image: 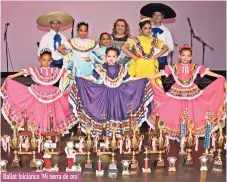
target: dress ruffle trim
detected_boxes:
[70,39,97,52]
[29,67,63,85]
[68,80,154,137]
[1,83,76,135]
[149,100,226,141]
[28,87,63,104]
[167,64,201,88]
[94,65,129,88]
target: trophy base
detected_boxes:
[30,160,37,168]
[212,160,223,172]
[142,168,151,173]
[155,160,165,168]
[168,167,176,172]
[75,152,86,155]
[66,167,82,172]
[96,170,104,176]
[36,170,43,172]
[11,160,20,168]
[130,162,139,174]
[43,167,59,172]
[83,163,93,174]
[18,151,32,155]
[108,163,118,178]
[98,151,111,155]
[122,170,130,175]
[184,159,194,166]
[48,151,59,155]
[202,152,214,157]
[200,166,208,171]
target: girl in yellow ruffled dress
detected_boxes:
[122,18,169,87]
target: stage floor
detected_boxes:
[1,114,226,182]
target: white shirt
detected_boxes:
[152,24,174,57]
[37,29,67,60]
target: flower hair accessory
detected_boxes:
[39,48,52,56]
[179,44,192,53]
[106,46,121,56]
[77,21,88,26]
[107,45,121,53]
[140,17,151,23]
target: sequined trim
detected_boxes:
[132,36,158,59]
[70,39,97,52]
[95,65,128,87]
[29,67,63,85]
[28,85,63,103]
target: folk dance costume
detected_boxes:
[1,67,76,135]
[37,12,73,68]
[60,38,99,90]
[126,35,164,88]
[150,63,226,140]
[140,3,176,70]
[69,64,154,136]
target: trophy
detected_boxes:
[167,157,177,172]
[29,122,37,168]
[17,108,34,155]
[130,120,144,173]
[184,120,195,166]
[65,141,77,171]
[213,120,225,172]
[0,159,8,172]
[83,122,93,173]
[43,144,59,172]
[155,120,166,168]
[10,121,20,167]
[74,136,85,154]
[43,108,61,155]
[1,135,10,154]
[36,159,44,172]
[96,149,104,176]
[199,156,208,171]
[74,164,82,172]
[108,122,118,178]
[179,109,188,155]
[142,145,151,173]
[121,160,130,175]
[203,110,214,156]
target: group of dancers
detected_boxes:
[1,3,226,142]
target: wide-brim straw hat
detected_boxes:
[37,12,74,27]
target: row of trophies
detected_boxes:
[0,107,226,176]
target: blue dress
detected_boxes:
[60,38,99,90]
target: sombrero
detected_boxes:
[37,12,74,27]
[140,3,176,19]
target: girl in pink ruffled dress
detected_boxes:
[1,48,75,135]
[149,44,226,140]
